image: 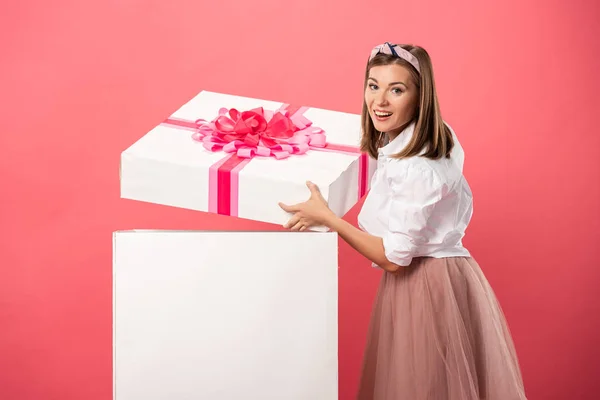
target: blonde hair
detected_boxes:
[359,44,454,160]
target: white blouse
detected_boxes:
[357,122,473,267]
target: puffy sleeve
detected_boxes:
[381,163,445,267]
[446,122,464,172]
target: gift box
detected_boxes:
[120,91,376,230]
[113,230,338,400]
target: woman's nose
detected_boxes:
[375,92,389,106]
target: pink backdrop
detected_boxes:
[1,1,599,399]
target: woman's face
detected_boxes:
[364,63,419,138]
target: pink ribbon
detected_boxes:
[190,105,327,160]
[161,104,369,217]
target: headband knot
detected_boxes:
[369,42,420,73]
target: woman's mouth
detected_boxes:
[373,110,393,121]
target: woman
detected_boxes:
[279,42,527,399]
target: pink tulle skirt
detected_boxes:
[357,256,527,400]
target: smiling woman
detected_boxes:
[280,42,528,400]
[361,43,454,161]
[365,72,416,134]
[364,67,418,139]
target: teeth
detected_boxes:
[375,111,392,117]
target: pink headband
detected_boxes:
[369,42,420,73]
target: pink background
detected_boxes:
[1,1,599,399]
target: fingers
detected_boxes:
[290,220,306,232]
[286,216,309,232]
[278,202,301,213]
[283,212,311,232]
[306,181,320,196]
[283,214,301,229]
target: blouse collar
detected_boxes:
[378,121,416,157]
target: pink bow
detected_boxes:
[191,107,327,159]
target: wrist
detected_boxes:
[322,210,339,229]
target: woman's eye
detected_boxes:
[369,84,378,90]
[391,88,404,94]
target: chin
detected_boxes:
[373,124,387,133]
[372,120,396,133]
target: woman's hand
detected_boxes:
[280,181,402,273]
[278,181,335,231]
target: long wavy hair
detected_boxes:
[359,44,454,160]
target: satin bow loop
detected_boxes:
[192,106,327,159]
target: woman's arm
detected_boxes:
[279,181,400,273]
[324,215,400,273]
[281,165,445,271]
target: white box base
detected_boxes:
[113,230,338,400]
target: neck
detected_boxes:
[386,120,412,142]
